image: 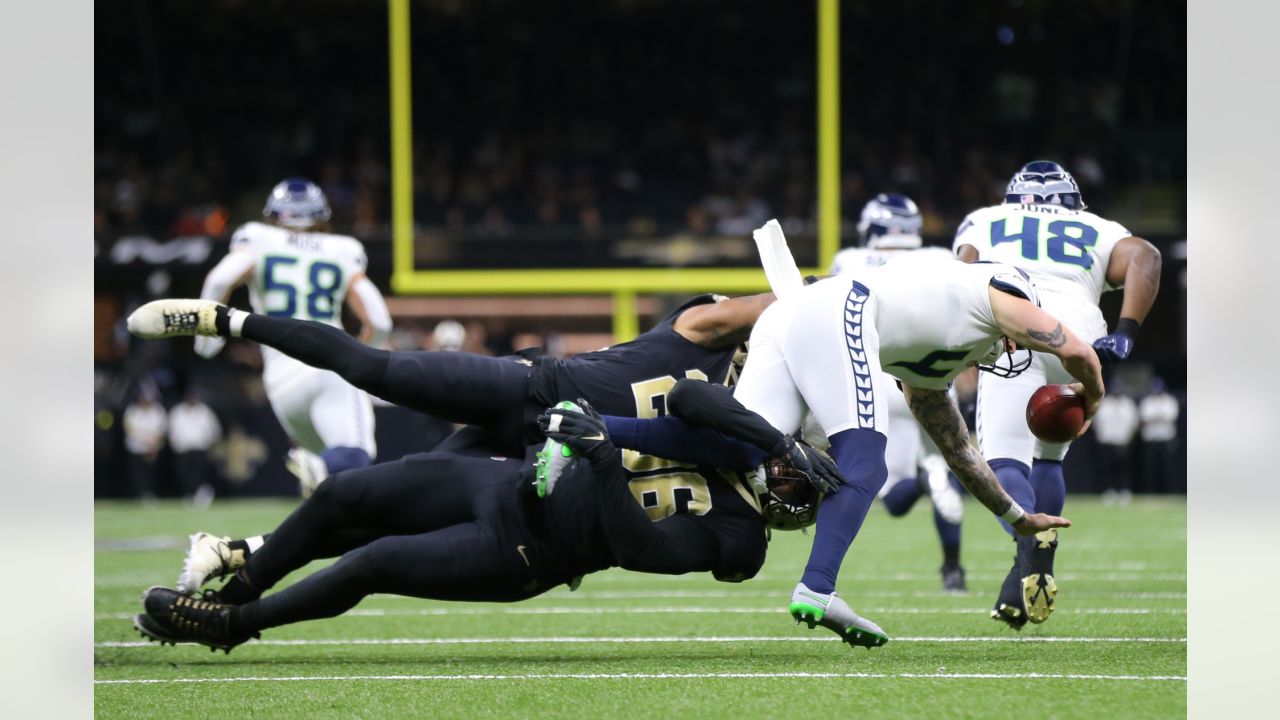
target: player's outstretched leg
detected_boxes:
[789,582,889,649]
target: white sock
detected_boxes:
[228,308,249,337]
[245,535,265,554]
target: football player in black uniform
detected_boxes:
[132,401,873,653]
[128,293,773,460]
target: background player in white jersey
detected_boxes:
[668,255,1102,646]
[195,178,392,495]
[953,161,1162,629]
[830,193,968,592]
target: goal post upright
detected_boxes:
[388,0,839,342]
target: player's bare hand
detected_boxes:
[1067,382,1102,421]
[1012,512,1072,536]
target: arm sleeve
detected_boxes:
[603,415,767,471]
[666,378,786,453]
[586,449,721,575]
[350,276,392,346]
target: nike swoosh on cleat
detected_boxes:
[516,545,531,567]
[581,434,605,441]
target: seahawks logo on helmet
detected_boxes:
[263,177,332,229]
[1004,160,1086,210]
[857,192,923,250]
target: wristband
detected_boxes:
[1000,501,1025,525]
[1114,317,1141,339]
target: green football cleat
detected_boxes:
[789,582,889,649]
[533,401,581,498]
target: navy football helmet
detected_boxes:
[1004,161,1086,210]
[263,178,332,229]
[857,192,923,249]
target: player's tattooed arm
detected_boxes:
[673,292,776,348]
[903,385,1014,517]
[988,290,1104,417]
[1026,322,1067,349]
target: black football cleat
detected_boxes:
[940,563,967,593]
[133,612,180,646]
[141,586,258,654]
[990,562,1028,631]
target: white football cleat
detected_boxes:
[127,299,221,339]
[287,448,329,498]
[922,454,963,525]
[788,582,889,649]
[177,532,246,594]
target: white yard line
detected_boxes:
[95,670,1186,685]
[96,605,1186,621]
[96,635,1187,648]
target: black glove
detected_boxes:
[769,435,844,494]
[536,398,615,464]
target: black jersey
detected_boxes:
[528,294,740,419]
[523,448,766,584]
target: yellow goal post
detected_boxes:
[387,0,841,341]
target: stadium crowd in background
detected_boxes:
[93,0,1186,499]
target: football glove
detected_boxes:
[537,398,614,465]
[1092,318,1140,365]
[769,435,844,495]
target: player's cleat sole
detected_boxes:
[177,532,245,595]
[1023,572,1058,624]
[141,586,259,654]
[127,299,221,339]
[1019,528,1060,624]
[133,612,180,646]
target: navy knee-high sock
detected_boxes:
[799,429,888,594]
[1030,459,1065,516]
[990,458,1033,537]
[323,447,372,475]
[881,477,922,517]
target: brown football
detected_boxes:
[1026,384,1086,443]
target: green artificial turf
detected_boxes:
[94,496,1186,719]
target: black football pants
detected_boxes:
[239,314,534,455]
[233,453,550,633]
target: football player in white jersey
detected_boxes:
[830,193,968,592]
[196,178,392,496]
[668,253,1103,647]
[953,161,1161,629]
